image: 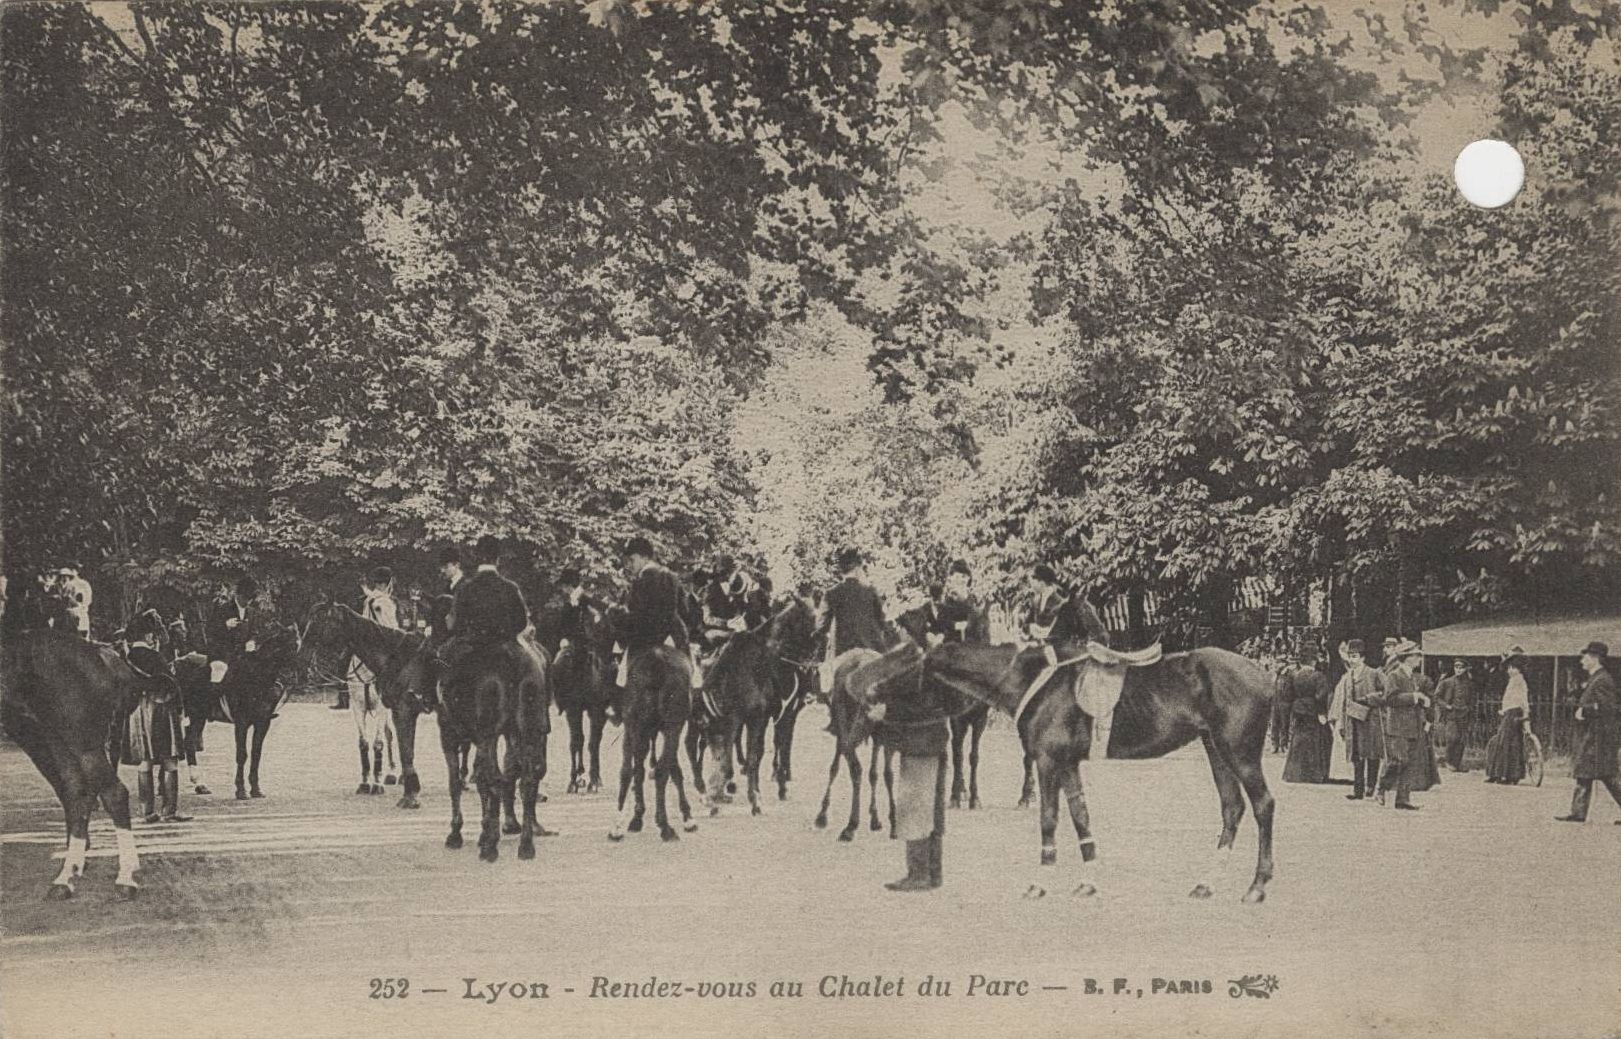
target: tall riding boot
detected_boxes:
[138,770,159,824]
[927,833,943,889]
[1557,781,1592,822]
[160,770,193,822]
[884,840,932,892]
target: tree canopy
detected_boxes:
[3,0,1615,634]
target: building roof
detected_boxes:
[1421,613,1621,657]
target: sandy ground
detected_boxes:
[2,701,1618,1039]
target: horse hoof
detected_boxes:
[969,798,982,810]
[397,797,420,810]
[683,821,698,833]
[194,785,212,796]
[1071,883,1098,898]
[518,842,536,861]
[369,785,385,796]
[1040,849,1056,866]
[949,797,962,809]
[445,833,463,850]
[751,805,762,817]
[235,789,249,801]
[1022,885,1045,900]
[356,784,370,795]
[479,846,499,863]
[250,788,265,799]
[586,781,601,794]
[627,817,643,833]
[870,818,882,832]
[538,792,548,803]
[814,815,828,829]
[1242,887,1266,905]
[384,774,397,786]
[1016,798,1030,809]
[503,821,522,835]
[608,830,625,842]
[116,883,141,901]
[838,829,854,843]
[45,883,73,902]
[1189,884,1214,899]
[661,829,679,842]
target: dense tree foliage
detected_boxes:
[2,1,1615,635]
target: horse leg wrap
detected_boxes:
[53,835,87,889]
[114,828,141,887]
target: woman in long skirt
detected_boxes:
[1281,661,1334,783]
[1485,653,1530,785]
[1404,670,1443,792]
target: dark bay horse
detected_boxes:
[692,597,819,815]
[602,607,697,842]
[218,627,301,801]
[426,629,553,863]
[814,648,898,842]
[303,603,433,808]
[533,604,611,794]
[923,641,1278,903]
[0,628,143,900]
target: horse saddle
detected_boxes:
[845,642,923,705]
[1073,641,1160,715]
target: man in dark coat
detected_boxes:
[936,559,990,646]
[1368,640,1429,810]
[206,575,262,687]
[815,548,895,658]
[702,555,772,635]
[1434,658,1476,772]
[618,536,691,688]
[552,568,606,651]
[427,546,465,641]
[1556,641,1621,824]
[446,536,530,649]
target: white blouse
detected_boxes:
[1500,672,1529,715]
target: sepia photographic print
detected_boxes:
[1,2,1618,1037]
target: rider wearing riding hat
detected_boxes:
[1027,563,1111,660]
[703,555,772,636]
[206,575,262,687]
[815,547,894,658]
[553,568,607,650]
[443,535,531,663]
[935,559,989,646]
[618,536,691,688]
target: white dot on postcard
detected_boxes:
[1453,140,1524,209]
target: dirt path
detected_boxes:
[3,703,1617,1039]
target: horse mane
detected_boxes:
[332,601,422,652]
